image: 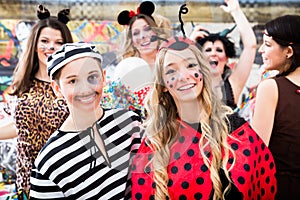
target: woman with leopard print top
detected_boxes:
[0,5,73,199]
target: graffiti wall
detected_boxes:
[0,19,125,103]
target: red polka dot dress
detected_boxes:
[131,121,277,200]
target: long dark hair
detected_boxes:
[265,15,300,76]
[11,14,73,95]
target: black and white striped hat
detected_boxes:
[47,42,103,79]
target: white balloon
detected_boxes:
[114,57,153,92]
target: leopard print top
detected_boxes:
[14,78,69,194]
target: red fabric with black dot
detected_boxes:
[134,86,151,106]
[131,121,277,200]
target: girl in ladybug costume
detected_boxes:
[130,36,277,200]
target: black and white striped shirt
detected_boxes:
[30,108,143,200]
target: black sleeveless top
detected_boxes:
[270,76,300,199]
[222,66,237,109]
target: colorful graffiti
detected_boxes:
[0,19,124,102]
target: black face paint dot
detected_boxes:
[170,84,173,88]
[194,73,199,78]
[171,77,175,81]
[167,81,169,84]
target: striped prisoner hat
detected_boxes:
[47,42,103,79]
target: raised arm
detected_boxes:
[223,0,257,104]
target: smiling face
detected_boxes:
[202,40,228,76]
[52,57,105,115]
[131,18,158,57]
[259,31,290,72]
[162,48,204,104]
[36,27,64,69]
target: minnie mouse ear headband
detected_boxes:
[47,42,103,79]
[37,4,70,24]
[117,1,155,25]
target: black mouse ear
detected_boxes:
[117,10,132,25]
[139,1,155,16]
[37,4,50,20]
[58,8,70,24]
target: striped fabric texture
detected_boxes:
[30,108,143,200]
[47,42,103,79]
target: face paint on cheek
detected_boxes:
[198,70,203,81]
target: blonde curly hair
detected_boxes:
[144,44,235,200]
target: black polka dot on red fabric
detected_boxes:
[238,130,245,136]
[231,143,238,150]
[257,194,261,200]
[255,146,258,154]
[238,176,245,184]
[138,178,145,185]
[254,160,257,168]
[251,174,254,182]
[228,157,234,164]
[194,192,203,200]
[261,143,265,151]
[265,153,270,161]
[244,163,250,172]
[144,166,151,174]
[192,137,199,144]
[249,135,254,143]
[256,170,259,178]
[243,149,250,156]
[270,162,274,169]
[252,183,256,191]
[152,182,156,188]
[200,164,208,172]
[271,185,275,193]
[261,167,265,175]
[266,176,270,184]
[132,164,136,171]
[168,179,173,187]
[148,154,153,161]
[135,192,142,200]
[179,195,187,200]
[149,195,154,200]
[187,149,194,157]
[258,155,262,163]
[196,177,204,185]
[261,188,265,196]
[204,151,211,158]
[181,181,189,189]
[171,166,178,174]
[248,189,251,198]
[179,136,185,143]
[257,180,261,188]
[184,163,192,171]
[174,152,180,160]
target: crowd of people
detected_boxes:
[0,0,299,199]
